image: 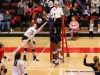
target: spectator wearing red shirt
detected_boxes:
[65,0,72,9]
[31,0,42,23]
[0,43,8,75]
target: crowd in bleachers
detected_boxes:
[0,0,100,33]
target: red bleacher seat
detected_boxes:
[2,3,9,9]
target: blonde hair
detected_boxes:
[90,19,94,24]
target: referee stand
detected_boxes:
[50,23,70,63]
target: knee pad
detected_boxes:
[57,48,62,52]
[3,69,7,73]
[24,48,28,51]
[32,49,35,52]
[53,50,58,54]
[24,73,28,75]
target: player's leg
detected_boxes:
[1,64,7,75]
[0,62,3,75]
[51,43,59,67]
[22,40,28,61]
[27,41,39,61]
[57,41,64,62]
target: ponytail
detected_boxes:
[14,52,21,66]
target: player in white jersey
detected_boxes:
[22,24,39,61]
[12,52,27,75]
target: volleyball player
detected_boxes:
[0,43,8,75]
[50,1,64,63]
[84,54,100,75]
[42,12,61,67]
[22,24,39,61]
[12,52,28,75]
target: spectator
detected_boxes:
[84,54,100,75]
[44,3,51,14]
[69,16,79,39]
[46,0,54,8]
[20,12,29,31]
[70,2,82,17]
[28,0,34,9]
[24,5,32,21]
[31,0,42,23]
[2,11,12,33]
[91,0,100,7]
[89,20,94,39]
[5,0,12,4]
[63,5,70,16]
[63,5,70,26]
[55,0,64,7]
[91,4,99,16]
[40,0,46,9]
[0,13,3,32]
[17,5,24,16]
[98,16,100,32]
[82,0,91,10]
[65,0,72,9]
[82,5,91,17]
[17,0,26,8]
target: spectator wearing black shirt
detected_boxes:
[44,3,51,14]
[17,5,24,16]
[20,12,29,31]
[70,2,82,16]
[28,0,34,9]
[40,0,45,9]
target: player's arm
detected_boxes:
[84,54,94,67]
[20,61,28,75]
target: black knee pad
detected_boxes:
[32,49,35,52]
[24,73,28,75]
[3,69,7,73]
[24,48,28,51]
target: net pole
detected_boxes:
[62,23,65,60]
[62,23,70,57]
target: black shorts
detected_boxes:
[22,35,31,42]
[0,60,1,63]
[50,38,58,44]
[56,35,61,42]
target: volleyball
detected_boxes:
[98,29,100,33]
[37,18,42,24]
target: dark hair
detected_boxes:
[94,56,99,63]
[0,42,3,48]
[14,52,21,66]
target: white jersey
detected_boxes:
[12,60,25,75]
[50,7,64,18]
[24,27,37,38]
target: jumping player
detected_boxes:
[22,24,39,61]
[50,1,64,63]
[42,12,60,67]
[0,43,8,75]
[12,52,27,75]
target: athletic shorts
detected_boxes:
[50,38,58,44]
[56,35,61,42]
[98,22,100,24]
[22,35,31,42]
